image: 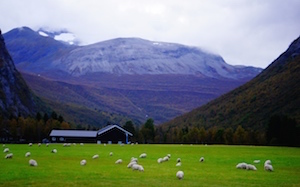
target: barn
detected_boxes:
[49,124,133,144]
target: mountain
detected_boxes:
[3,27,262,126]
[161,36,300,131]
[4,27,262,79]
[0,30,46,118]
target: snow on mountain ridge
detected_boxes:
[52,37,261,79]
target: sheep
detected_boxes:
[162,156,169,162]
[115,159,123,164]
[253,160,260,164]
[236,162,248,169]
[80,143,84,146]
[3,144,5,147]
[246,164,257,171]
[176,162,182,167]
[25,152,31,157]
[28,143,32,146]
[132,164,144,172]
[80,159,87,166]
[157,158,163,164]
[46,143,49,147]
[264,164,274,172]
[92,154,99,159]
[109,152,113,156]
[127,161,137,168]
[167,154,171,159]
[3,148,9,153]
[139,153,147,158]
[38,143,41,147]
[51,149,57,153]
[177,158,181,163]
[29,159,38,166]
[264,160,271,166]
[199,157,205,162]
[5,153,13,159]
[176,171,184,180]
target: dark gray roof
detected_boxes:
[98,125,133,136]
[49,130,98,137]
[49,125,133,138]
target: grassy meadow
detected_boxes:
[1,144,300,187]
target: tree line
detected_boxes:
[1,112,299,146]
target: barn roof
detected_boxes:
[98,125,133,136]
[49,130,98,137]
[49,125,133,137]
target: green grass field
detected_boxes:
[1,144,300,187]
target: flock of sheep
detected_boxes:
[3,143,274,181]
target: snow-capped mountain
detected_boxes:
[37,28,79,45]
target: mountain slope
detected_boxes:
[0,30,47,118]
[4,27,262,80]
[161,36,300,131]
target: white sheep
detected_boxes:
[177,158,181,163]
[253,160,260,164]
[162,156,169,162]
[264,160,271,166]
[264,164,274,172]
[127,161,137,168]
[246,164,257,171]
[28,143,32,146]
[109,152,113,156]
[51,149,57,153]
[46,143,49,147]
[157,158,163,164]
[38,143,41,147]
[176,171,184,180]
[139,153,147,158]
[3,148,9,153]
[25,152,31,157]
[132,164,144,172]
[115,159,123,164]
[92,154,99,159]
[80,159,87,166]
[80,143,84,146]
[167,154,171,158]
[5,153,13,159]
[29,159,38,166]
[199,157,205,162]
[176,162,182,167]
[236,162,247,169]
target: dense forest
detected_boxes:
[1,113,299,146]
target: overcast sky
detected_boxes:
[1,0,299,68]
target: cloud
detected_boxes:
[1,0,299,68]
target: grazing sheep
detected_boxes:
[139,153,147,158]
[264,164,274,172]
[3,148,9,153]
[51,149,57,153]
[157,158,163,164]
[127,161,137,168]
[253,160,260,164]
[132,164,144,172]
[162,156,169,162]
[5,153,13,159]
[264,160,271,166]
[104,143,106,146]
[115,159,123,164]
[25,152,31,157]
[109,152,113,156]
[246,164,257,171]
[29,159,38,166]
[92,154,99,159]
[46,143,49,147]
[176,162,182,167]
[167,154,171,158]
[80,143,84,146]
[38,143,41,147]
[199,157,205,162]
[236,162,248,169]
[28,143,32,146]
[177,158,181,163]
[80,159,87,166]
[176,171,184,180]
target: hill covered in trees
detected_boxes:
[159,36,300,146]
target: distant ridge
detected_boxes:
[161,36,300,131]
